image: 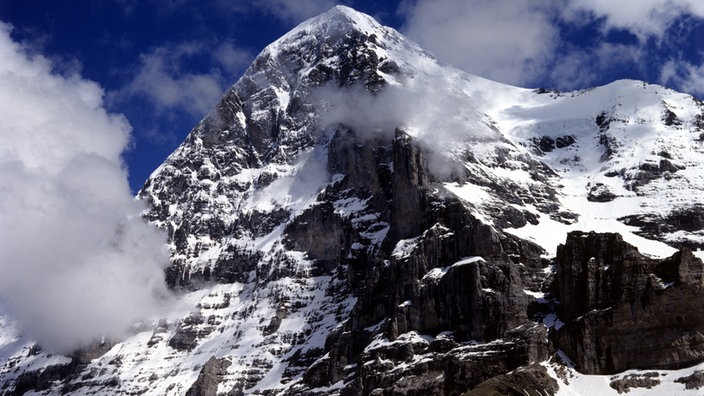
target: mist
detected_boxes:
[313,73,499,145]
[0,22,172,353]
[312,73,500,179]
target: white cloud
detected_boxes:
[548,42,641,90]
[564,0,704,40]
[117,43,227,116]
[315,77,497,142]
[0,22,172,353]
[560,1,704,96]
[313,73,500,178]
[400,0,559,87]
[398,0,704,97]
[680,63,704,96]
[257,0,338,22]
[659,59,682,89]
[660,59,704,97]
[214,42,253,71]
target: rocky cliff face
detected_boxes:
[292,129,551,394]
[554,231,704,375]
[3,5,704,396]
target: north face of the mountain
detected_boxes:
[3,5,704,396]
[138,4,704,392]
[139,4,564,288]
[134,5,553,394]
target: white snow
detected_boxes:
[333,196,369,218]
[444,182,492,207]
[547,360,704,395]
[695,250,704,261]
[523,289,545,299]
[441,78,704,258]
[422,257,485,282]
[364,331,431,354]
[392,236,420,259]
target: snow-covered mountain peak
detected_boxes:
[141,1,704,303]
[281,5,382,38]
[5,6,704,396]
[251,4,443,97]
[264,5,395,62]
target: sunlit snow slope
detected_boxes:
[471,79,704,258]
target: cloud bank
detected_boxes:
[312,73,499,180]
[401,0,559,87]
[0,22,171,353]
[115,42,246,117]
[314,76,497,144]
[256,0,338,22]
[564,0,704,39]
[400,0,704,96]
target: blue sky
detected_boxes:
[2,0,704,192]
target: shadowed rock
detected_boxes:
[554,231,704,374]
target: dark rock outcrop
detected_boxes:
[283,126,551,395]
[554,231,704,374]
[186,356,232,396]
[609,372,661,393]
[530,135,576,155]
[7,362,75,396]
[663,107,681,126]
[587,183,617,202]
[169,312,212,351]
[333,325,550,396]
[284,201,349,265]
[623,159,685,192]
[4,340,117,396]
[463,363,559,396]
[620,204,704,250]
[390,131,431,241]
[676,370,704,390]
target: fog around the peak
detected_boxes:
[314,75,497,140]
[311,74,498,179]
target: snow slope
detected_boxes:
[453,77,704,258]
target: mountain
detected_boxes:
[3,5,704,395]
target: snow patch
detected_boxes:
[422,257,485,282]
[392,236,420,259]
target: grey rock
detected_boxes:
[587,183,617,202]
[186,356,232,396]
[663,107,681,126]
[284,202,349,265]
[675,370,704,390]
[169,312,212,351]
[554,231,704,374]
[609,372,661,393]
[463,363,559,396]
[619,204,704,250]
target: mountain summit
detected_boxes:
[3,6,704,395]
